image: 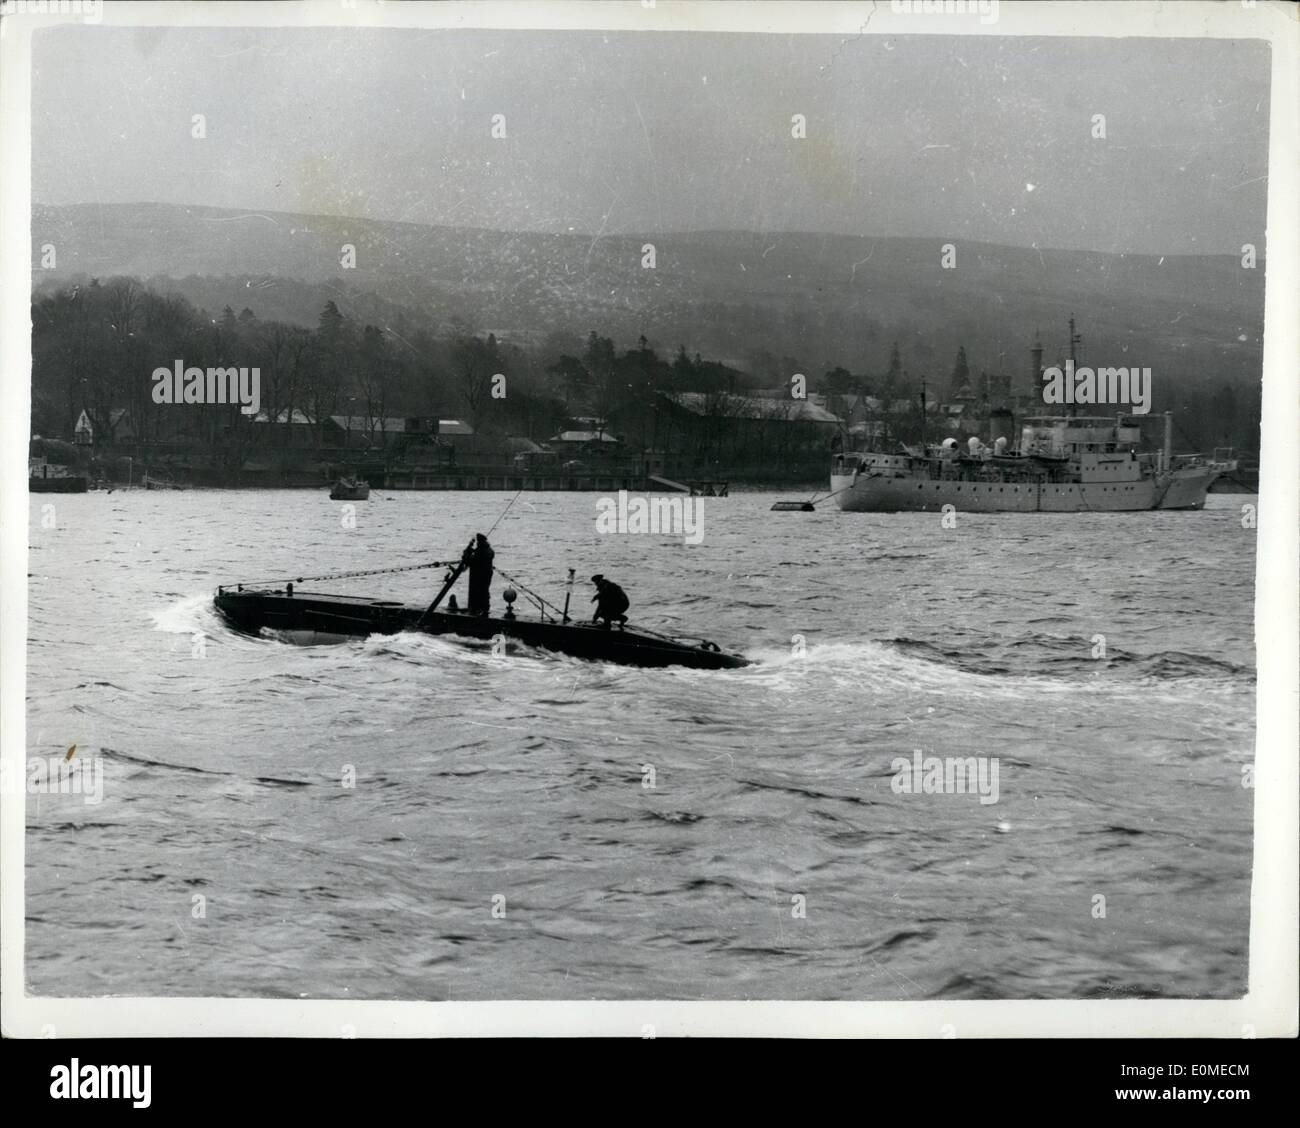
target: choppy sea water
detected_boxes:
[24,489,1256,1000]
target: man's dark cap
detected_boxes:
[591,574,604,583]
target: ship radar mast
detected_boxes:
[1068,316,1082,419]
[919,370,926,453]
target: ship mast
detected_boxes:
[919,371,926,453]
[1067,315,1081,419]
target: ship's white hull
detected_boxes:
[830,467,1223,513]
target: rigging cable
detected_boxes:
[493,566,567,623]
[484,484,525,538]
[225,558,456,590]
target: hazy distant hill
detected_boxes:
[33,202,1264,393]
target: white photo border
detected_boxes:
[2,0,1295,1039]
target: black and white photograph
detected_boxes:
[2,0,1295,1044]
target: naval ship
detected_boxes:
[831,414,1233,513]
[830,326,1236,513]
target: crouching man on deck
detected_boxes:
[590,574,629,629]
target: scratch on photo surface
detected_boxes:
[585,190,621,271]
[629,93,663,233]
[200,214,281,226]
[823,2,879,72]
[850,245,875,283]
[869,951,924,999]
[464,720,530,733]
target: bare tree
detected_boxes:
[357,325,391,446]
[451,333,498,434]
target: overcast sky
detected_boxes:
[32,26,1270,254]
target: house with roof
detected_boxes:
[250,408,321,448]
[659,391,841,427]
[326,415,440,448]
[74,408,139,446]
[653,391,843,462]
[549,427,621,454]
[248,411,445,449]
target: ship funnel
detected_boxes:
[989,406,1014,445]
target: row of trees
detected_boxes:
[31,280,570,458]
[31,278,815,461]
[31,278,1258,469]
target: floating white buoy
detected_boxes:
[996,821,1011,833]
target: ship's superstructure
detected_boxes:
[830,324,1235,513]
[831,413,1233,512]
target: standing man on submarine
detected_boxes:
[462,533,495,616]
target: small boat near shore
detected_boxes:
[142,471,187,491]
[329,477,370,500]
[29,471,88,493]
[28,455,89,492]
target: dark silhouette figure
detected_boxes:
[463,533,495,616]
[590,574,629,629]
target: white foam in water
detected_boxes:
[149,592,216,634]
[743,638,1100,700]
[266,629,357,647]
